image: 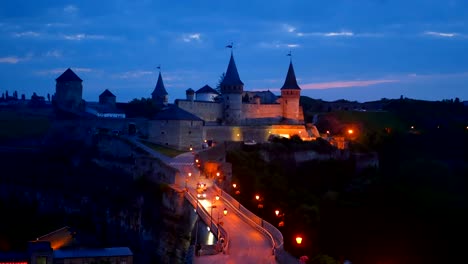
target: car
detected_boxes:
[196,182,207,191]
[197,192,207,199]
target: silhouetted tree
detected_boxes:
[5,90,8,98]
[215,72,225,93]
[21,94,25,100]
[13,91,18,99]
[47,93,50,101]
[454,97,460,104]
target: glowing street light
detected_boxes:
[215,195,220,201]
[255,195,260,200]
[216,172,220,177]
[347,129,354,135]
[188,172,192,177]
[295,236,303,245]
[223,208,228,216]
[275,210,280,217]
[232,183,237,188]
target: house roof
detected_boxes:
[151,72,168,96]
[56,68,83,82]
[221,53,244,86]
[280,61,301,90]
[153,104,203,121]
[99,89,116,98]
[196,85,219,94]
[54,247,133,259]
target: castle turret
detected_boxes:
[280,60,301,123]
[186,88,195,101]
[151,71,168,107]
[99,89,116,107]
[55,68,83,110]
[221,52,244,124]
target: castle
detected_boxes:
[147,52,316,150]
[54,52,318,150]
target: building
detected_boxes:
[147,104,204,149]
[143,52,313,150]
[86,89,126,118]
[54,68,83,110]
[175,52,304,126]
[151,71,168,107]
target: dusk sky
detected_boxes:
[1,0,467,103]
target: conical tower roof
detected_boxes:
[56,68,82,82]
[151,72,168,96]
[221,53,244,86]
[281,61,301,90]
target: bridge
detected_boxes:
[130,138,299,263]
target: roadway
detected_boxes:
[171,152,277,264]
[127,139,277,263]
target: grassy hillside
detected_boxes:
[0,110,51,142]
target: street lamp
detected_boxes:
[295,236,303,245]
[232,183,237,188]
[216,172,220,177]
[255,195,260,201]
[275,210,280,217]
[215,195,220,201]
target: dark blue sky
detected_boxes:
[1,0,467,103]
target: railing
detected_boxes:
[184,191,229,254]
[213,184,300,264]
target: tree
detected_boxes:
[215,72,225,93]
[13,91,18,99]
[21,94,25,100]
[47,93,50,102]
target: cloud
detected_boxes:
[13,31,41,38]
[301,79,399,90]
[282,24,296,33]
[45,50,62,58]
[182,33,201,42]
[258,41,301,49]
[64,5,79,13]
[114,70,154,79]
[62,34,108,40]
[424,31,457,37]
[35,67,93,76]
[324,31,354,37]
[0,56,21,64]
[297,31,355,37]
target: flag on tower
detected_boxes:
[226,43,233,49]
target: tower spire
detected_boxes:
[281,58,301,90]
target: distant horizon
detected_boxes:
[1,1,467,103]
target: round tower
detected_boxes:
[186,88,195,101]
[280,60,301,124]
[221,52,244,125]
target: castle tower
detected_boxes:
[55,68,83,110]
[151,71,168,107]
[280,60,301,124]
[221,52,244,125]
[186,88,195,102]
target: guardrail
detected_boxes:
[184,191,229,254]
[213,184,300,264]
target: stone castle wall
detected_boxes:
[147,119,204,150]
[203,124,309,143]
[176,100,223,122]
[242,103,282,124]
